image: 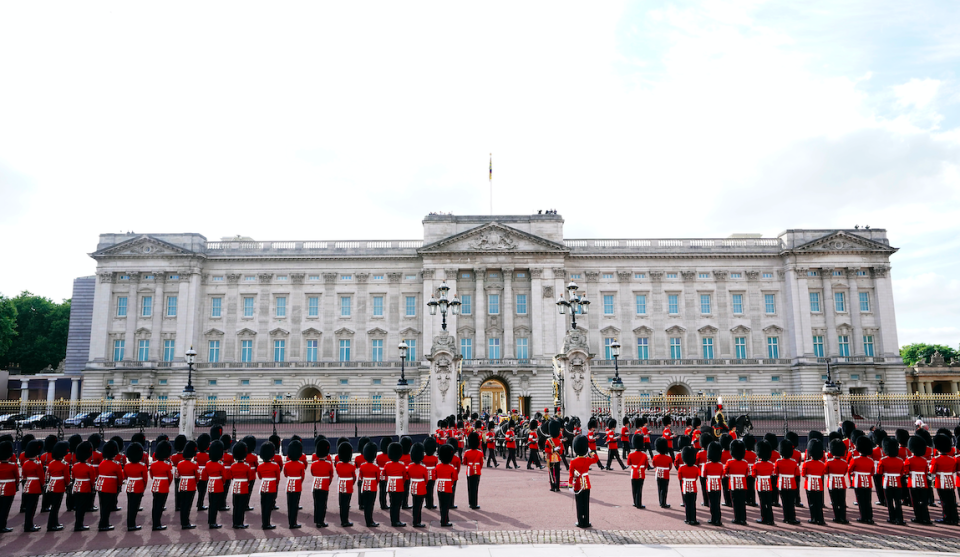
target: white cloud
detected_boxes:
[894,78,942,109]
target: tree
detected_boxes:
[0,293,17,358]
[0,291,71,374]
[900,343,959,366]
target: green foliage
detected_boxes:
[0,294,17,357]
[0,291,71,374]
[900,343,959,366]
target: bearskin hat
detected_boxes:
[110,435,124,453]
[632,434,644,450]
[174,434,187,453]
[126,442,144,464]
[730,439,746,461]
[21,434,35,449]
[807,438,824,461]
[606,418,617,430]
[529,419,539,430]
[269,434,282,453]
[742,433,756,452]
[655,437,668,455]
[549,419,562,439]
[68,433,83,454]
[242,435,256,455]
[52,440,70,461]
[447,437,458,449]
[719,433,732,451]
[233,440,248,462]
[778,440,794,459]
[154,440,173,462]
[358,442,373,464]
[881,437,898,459]
[210,425,223,440]
[0,434,14,445]
[693,417,702,428]
[209,440,224,463]
[401,436,413,455]
[314,438,330,460]
[43,434,58,454]
[934,434,952,455]
[587,417,598,430]
[917,428,932,446]
[88,433,102,450]
[854,435,873,457]
[423,436,437,456]
[635,416,647,427]
[681,445,697,467]
[25,439,43,459]
[410,442,424,464]
[676,435,690,452]
[260,439,276,462]
[220,434,232,448]
[131,432,146,446]
[707,441,722,463]
[573,434,589,457]
[337,441,353,464]
[379,436,392,454]
[937,427,952,439]
[895,429,910,448]
[828,431,841,442]
[336,437,350,452]
[829,439,846,459]
[278,438,297,463]
[456,420,464,429]
[841,420,856,438]
[387,442,402,462]
[763,432,778,449]
[662,415,672,427]
[0,440,12,462]
[183,440,198,461]
[468,432,481,450]
[75,440,93,463]
[357,436,370,454]
[438,443,455,465]
[699,432,714,449]
[808,430,823,443]
[102,440,119,460]
[197,433,211,453]
[785,431,799,448]
[908,435,926,457]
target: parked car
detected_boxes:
[114,412,151,427]
[64,412,101,428]
[92,411,124,427]
[0,414,27,429]
[160,413,180,427]
[17,414,63,430]
[195,410,227,427]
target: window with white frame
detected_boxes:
[275,296,287,318]
[666,273,677,279]
[735,336,746,359]
[699,273,709,279]
[372,275,384,280]
[306,339,318,362]
[670,338,682,359]
[764,294,776,314]
[211,297,221,318]
[857,270,868,276]
[243,297,254,318]
[636,294,647,314]
[813,335,824,358]
[602,273,614,279]
[603,294,614,315]
[274,340,285,362]
[859,292,870,312]
[403,339,417,361]
[700,294,711,314]
[863,335,874,357]
[460,294,472,315]
[834,292,846,312]
[461,273,471,279]
[668,294,679,314]
[245,276,255,281]
[460,338,472,359]
[277,275,287,281]
[516,272,526,278]
[339,339,351,361]
[138,339,150,361]
[142,296,152,317]
[702,337,714,358]
[341,275,352,281]
[309,275,320,281]
[732,293,743,314]
[570,274,582,279]
[488,338,501,359]
[208,340,220,363]
[117,296,127,317]
[604,338,616,359]
[730,273,742,279]
[809,292,821,312]
[807,270,819,276]
[705,376,716,383]
[241,340,253,362]
[635,273,645,279]
[405,296,417,316]
[837,334,849,355]
[766,337,779,359]
[637,338,649,360]
[372,296,384,317]
[488,294,500,314]
[163,339,175,362]
[516,294,527,315]
[308,296,319,317]
[516,338,529,360]
[371,339,383,362]
[167,296,178,317]
[762,272,773,278]
[241,379,250,386]
[340,296,351,317]
[833,270,843,277]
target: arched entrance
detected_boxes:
[479,377,509,415]
[666,384,691,397]
[297,386,322,423]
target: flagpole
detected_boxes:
[489,153,493,215]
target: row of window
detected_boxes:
[117,295,178,318]
[583,333,877,361]
[627,293,777,316]
[809,291,871,313]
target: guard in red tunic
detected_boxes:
[408,443,428,527]
[72,441,95,531]
[545,420,563,491]
[257,441,281,529]
[504,422,518,469]
[357,443,380,527]
[463,432,484,509]
[725,439,750,525]
[376,436,392,511]
[335,442,356,527]
[569,435,597,528]
[123,442,148,531]
[801,438,827,525]
[400,436,413,509]
[752,440,776,525]
[652,437,673,508]
[422,437,439,509]
[678,446,700,525]
[825,439,849,524]
[176,441,199,529]
[149,440,174,531]
[45,441,70,531]
[202,440,228,529]
[931,433,959,525]
[383,442,408,526]
[848,436,876,524]
[39,434,58,514]
[661,415,674,460]
[21,440,44,532]
[194,433,211,512]
[877,437,906,525]
[484,423,499,468]
[702,441,724,526]
[435,443,457,527]
[281,440,304,529]
[627,433,650,508]
[604,418,626,471]
[906,436,932,524]
[0,440,18,533]
[447,437,462,508]
[64,434,82,513]
[775,439,801,525]
[620,418,631,460]
[228,442,253,529]
[171,435,187,513]
[526,420,542,470]
[742,434,758,507]
[96,440,124,531]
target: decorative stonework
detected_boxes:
[872,266,889,278]
[388,272,402,283]
[98,272,114,284]
[746,271,760,281]
[777,270,786,280]
[698,325,719,334]
[569,355,586,400]
[468,229,518,251]
[530,268,543,279]
[543,285,554,299]
[585,271,600,283]
[633,325,653,335]
[431,332,457,355]
[258,273,274,284]
[227,273,241,284]
[434,355,454,402]
[269,328,290,337]
[712,270,727,281]
[680,271,696,281]
[290,273,305,284]
[552,268,565,279]
[730,325,751,334]
[649,271,664,281]
[617,270,632,282]
[562,328,590,354]
[355,273,369,284]
[762,324,784,334]
[421,269,435,280]
[323,273,338,284]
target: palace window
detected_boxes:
[404,339,417,361]
[636,295,647,314]
[373,296,384,317]
[732,293,743,314]
[306,339,318,362]
[210,297,221,318]
[461,294,472,315]
[863,335,875,357]
[340,296,351,317]
[371,339,383,362]
[117,297,127,317]
[766,337,779,359]
[241,340,253,362]
[488,338,501,359]
[700,294,711,314]
[834,292,846,312]
[163,340,175,362]
[141,296,152,317]
[668,294,679,314]
[735,337,746,359]
[764,294,776,314]
[637,338,649,360]
[859,292,871,312]
[138,339,150,361]
[308,296,319,317]
[516,338,528,360]
[274,340,286,362]
[488,294,500,315]
[670,338,682,360]
[405,296,417,316]
[208,340,220,363]
[516,294,527,315]
[243,297,254,318]
[702,338,714,359]
[339,339,351,362]
[813,335,824,358]
[276,296,287,318]
[603,295,614,315]
[809,292,821,312]
[167,296,178,317]
[460,338,473,359]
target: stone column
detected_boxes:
[557,328,592,421]
[395,383,412,436]
[474,268,487,358]
[746,271,763,357]
[152,276,165,361]
[503,267,515,358]
[713,271,730,356]
[872,266,899,357]
[681,271,698,358]
[821,269,838,358]
[90,272,115,361]
[70,377,81,415]
[428,333,459,423]
[531,268,545,357]
[793,268,814,356]
[649,272,665,359]
[847,269,863,355]
[444,268,459,342]
[179,391,197,439]
[609,381,626,427]
[125,274,139,360]
[822,382,841,433]
[46,378,57,414]
[553,268,566,355]
[20,379,29,412]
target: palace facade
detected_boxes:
[75,214,906,413]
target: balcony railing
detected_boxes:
[461,358,542,367]
[203,240,424,254]
[563,237,782,252]
[592,358,794,366]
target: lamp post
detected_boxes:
[427,281,460,331]
[184,346,197,393]
[823,357,837,388]
[398,341,409,386]
[877,379,885,429]
[555,281,590,329]
[610,338,622,386]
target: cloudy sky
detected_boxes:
[1,1,958,349]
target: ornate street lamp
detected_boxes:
[610,338,623,386]
[823,357,837,388]
[184,346,197,393]
[556,281,590,329]
[427,281,460,331]
[877,379,885,429]
[398,341,409,386]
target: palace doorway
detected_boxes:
[479,377,509,414]
[297,386,323,423]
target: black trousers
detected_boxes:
[451,481,458,506]
[621,443,630,460]
[606,449,625,470]
[467,475,480,508]
[527,449,541,469]
[747,476,757,506]
[874,474,886,505]
[807,490,825,523]
[549,464,560,491]
[631,478,644,507]
[261,492,277,527]
[0,495,12,530]
[708,490,722,524]
[828,488,847,522]
[771,478,780,506]
[854,487,873,522]
[41,487,51,512]
[196,480,208,509]
[286,491,301,526]
[938,488,959,524]
[413,494,424,525]
[657,478,669,507]
[208,492,225,525]
[233,493,250,526]
[22,493,40,530]
[722,482,731,507]
[151,492,167,528]
[173,480,180,511]
[700,478,708,506]
[389,491,404,524]
[781,488,798,522]
[486,449,498,467]
[683,491,697,523]
[574,488,590,527]
[425,480,436,509]
[361,490,376,525]
[179,491,196,526]
[911,487,930,523]
[885,486,903,524]
[339,492,352,526]
[127,492,143,528]
[74,492,93,529]
[403,479,411,508]
[65,488,74,512]
[379,480,388,509]
[47,492,64,529]
[506,448,518,468]
[438,491,452,525]
[732,489,746,523]
[758,490,774,524]
[98,491,118,528]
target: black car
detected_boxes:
[114,412,151,427]
[92,411,124,427]
[195,410,227,427]
[160,413,180,427]
[0,413,27,429]
[18,414,62,430]
[64,412,101,428]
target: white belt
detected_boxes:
[100,475,118,479]
[0,479,13,483]
[49,476,64,480]
[75,478,89,482]
[208,476,222,480]
[180,476,195,480]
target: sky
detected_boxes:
[1,1,958,349]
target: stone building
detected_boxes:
[74,214,906,413]
[906,351,960,395]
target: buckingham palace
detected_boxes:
[71,213,906,414]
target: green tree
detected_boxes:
[900,343,959,366]
[0,291,71,374]
[0,293,17,358]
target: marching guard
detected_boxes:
[775,439,801,525]
[652,437,673,508]
[877,437,906,525]
[422,437,439,509]
[203,440,228,529]
[702,441,724,526]
[149,440,173,531]
[258,441,282,529]
[309,438,333,528]
[627,433,650,508]
[526,420,542,470]
[725,439,749,525]
[377,436,392,510]
[546,420,563,491]
[71,441,95,532]
[931,434,959,525]
[408,443,428,527]
[604,418,626,471]
[906,435,932,524]
[176,441,199,529]
[800,438,826,525]
[384,441,408,526]
[358,442,380,527]
[21,440,43,532]
[504,421,519,469]
[0,440,17,533]
[123,441,147,531]
[335,442,356,527]
[849,436,876,524]
[464,432,485,509]
[282,440,306,529]
[95,440,123,531]
[752,440,776,525]
[435,443,457,527]
[569,434,597,528]
[677,446,700,525]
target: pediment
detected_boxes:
[600,325,621,336]
[335,327,355,336]
[135,327,151,336]
[399,327,420,336]
[730,325,751,334]
[418,222,568,254]
[514,325,531,335]
[698,325,718,335]
[269,327,289,337]
[302,327,322,336]
[665,325,687,334]
[367,327,388,336]
[789,231,897,254]
[835,322,853,332]
[91,235,199,259]
[457,326,476,336]
[204,328,224,336]
[633,326,653,336]
[762,324,784,334]
[236,328,257,336]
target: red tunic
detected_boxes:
[422,454,439,481]
[678,463,700,493]
[485,431,496,449]
[586,431,597,452]
[620,426,630,444]
[357,462,380,493]
[335,462,356,494]
[662,427,673,448]
[195,452,210,482]
[605,429,618,450]
[310,460,334,491]
[877,456,904,488]
[124,462,148,494]
[641,426,651,443]
[702,461,724,491]
[381,461,407,492]
[22,458,44,495]
[450,454,461,478]
[724,459,750,490]
[505,431,516,449]
[282,460,305,493]
[752,460,776,491]
[408,463,428,496]
[463,449,484,476]
[96,459,124,493]
[149,460,173,493]
[257,461,281,493]
[847,456,874,489]
[930,454,956,489]
[527,431,538,449]
[568,454,597,491]
[800,459,826,491]
[229,462,255,495]
[824,458,849,489]
[202,461,229,493]
[176,460,199,491]
[435,462,456,493]
[627,451,648,479]
[774,458,800,490]
[905,456,929,488]
[72,461,95,494]
[652,454,673,479]
[0,461,19,496]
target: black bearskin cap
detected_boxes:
[446,437,458,449]
[314,438,330,460]
[68,434,83,455]
[197,433,211,452]
[156,434,169,445]
[720,433,732,450]
[856,435,874,457]
[934,434,952,455]
[174,434,187,453]
[529,419,539,430]
[388,442,403,462]
[424,436,437,456]
[233,441,248,462]
[220,434,232,448]
[438,443,455,465]
[410,442,425,465]
[635,416,647,427]
[88,433,102,450]
[132,432,146,446]
[807,439,824,461]
[676,436,690,451]
[763,432,778,448]
[154,440,173,461]
[43,434,58,453]
[269,434,282,453]
[655,437,668,455]
[573,434,589,456]
[456,420,464,429]
[632,434,644,450]
[693,417,702,427]
[183,440,198,461]
[287,440,302,462]
[209,440,224,462]
[873,429,888,445]
[606,418,617,430]
[895,429,910,447]
[468,432,481,450]
[22,433,35,447]
[210,425,223,439]
[917,428,932,446]
[707,441,722,463]
[778,440,794,458]
[730,439,746,460]
[785,431,799,448]
[110,435,124,452]
[662,415,672,427]
[25,439,43,459]
[76,441,93,463]
[52,441,70,461]
[401,436,413,455]
[700,432,714,448]
[808,430,823,442]
[851,429,864,445]
[756,440,772,461]
[0,441,12,461]
[842,420,856,438]
[742,433,756,451]
[882,437,899,459]
[549,419,562,438]
[682,445,697,467]
[336,437,349,452]
[380,436,393,453]
[357,436,370,454]
[908,435,926,457]
[476,420,484,430]
[471,412,479,421]
[362,442,377,463]
[102,440,119,460]
[829,439,846,459]
[126,442,144,464]
[337,441,352,463]
[243,435,257,454]
[260,440,276,462]
[828,431,841,442]
[587,417,598,430]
